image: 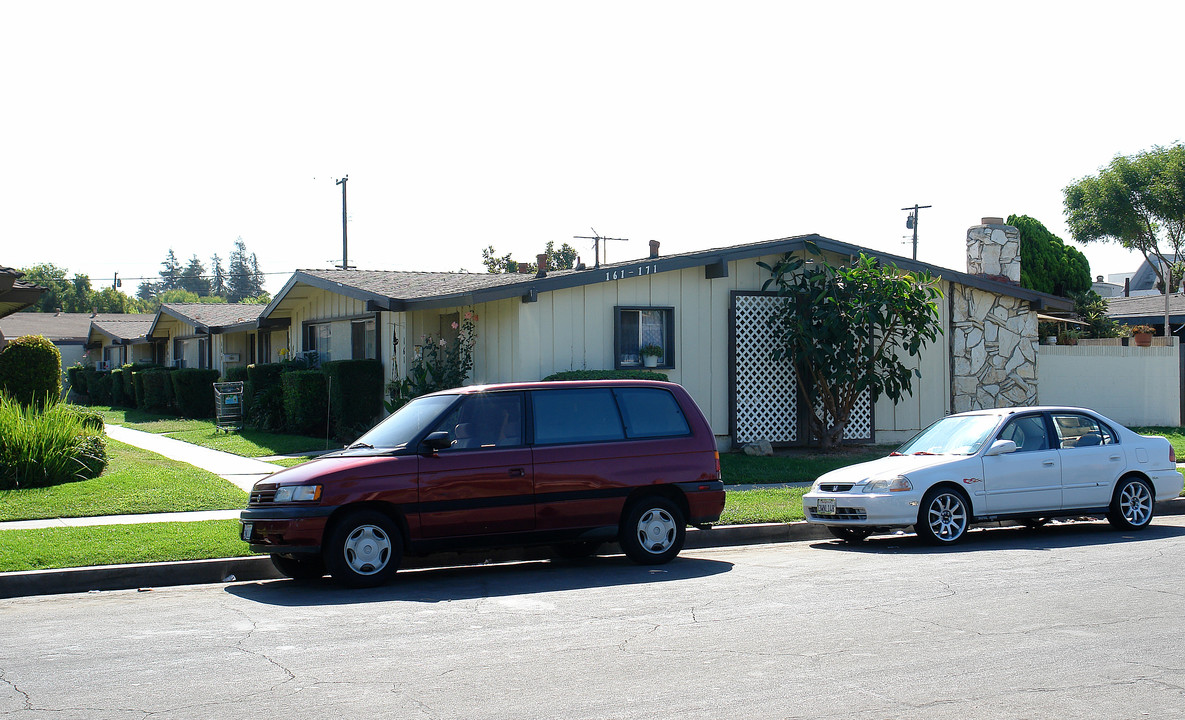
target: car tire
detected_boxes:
[1107,477,1155,530]
[270,554,326,581]
[619,496,686,565]
[827,526,873,543]
[552,541,602,560]
[323,510,403,588]
[915,487,970,545]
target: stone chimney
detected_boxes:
[966,217,1020,283]
[649,240,661,259]
[535,253,548,278]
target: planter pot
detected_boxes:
[643,355,659,368]
[1045,336,1057,346]
[1134,332,1153,347]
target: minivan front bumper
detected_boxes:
[240,506,336,555]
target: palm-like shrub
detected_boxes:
[0,396,108,490]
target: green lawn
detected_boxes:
[0,520,251,573]
[720,445,895,485]
[98,406,333,457]
[717,487,806,524]
[0,439,246,522]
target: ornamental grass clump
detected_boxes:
[0,396,108,490]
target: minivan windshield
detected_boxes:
[895,414,1002,456]
[352,394,459,449]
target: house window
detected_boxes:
[306,323,331,361]
[351,319,376,360]
[614,306,675,369]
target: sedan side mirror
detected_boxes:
[984,439,1017,457]
[420,431,452,454]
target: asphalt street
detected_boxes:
[3,516,1184,719]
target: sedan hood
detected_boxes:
[816,453,969,485]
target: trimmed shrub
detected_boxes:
[140,369,175,412]
[58,404,106,432]
[323,359,384,440]
[282,370,328,436]
[83,369,114,406]
[246,363,286,431]
[172,368,221,418]
[128,363,162,409]
[66,364,87,395]
[542,369,670,382]
[223,365,249,383]
[0,335,62,407]
[119,364,138,406]
[0,396,108,490]
[110,368,127,407]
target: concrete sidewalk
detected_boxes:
[105,424,279,492]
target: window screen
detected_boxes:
[614,388,690,438]
[532,389,625,445]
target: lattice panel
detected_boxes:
[812,386,874,442]
[733,295,798,444]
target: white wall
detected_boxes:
[1038,343,1181,426]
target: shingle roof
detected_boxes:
[1105,294,1185,322]
[0,266,46,320]
[0,312,150,343]
[89,315,157,343]
[156,303,268,332]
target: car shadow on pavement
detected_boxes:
[225,554,733,607]
[808,519,1185,554]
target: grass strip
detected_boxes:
[719,447,894,485]
[0,440,246,522]
[99,406,330,457]
[717,487,807,525]
[0,520,251,572]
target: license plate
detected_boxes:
[241,523,253,541]
[816,498,837,515]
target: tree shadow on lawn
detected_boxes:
[226,553,733,607]
[809,518,1185,555]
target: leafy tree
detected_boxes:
[759,247,944,450]
[1072,290,1123,339]
[136,280,160,301]
[481,241,580,274]
[1064,144,1185,331]
[159,249,182,291]
[19,264,92,313]
[210,253,227,297]
[543,241,579,271]
[227,236,264,302]
[1008,215,1091,297]
[156,288,201,305]
[481,246,520,273]
[92,286,140,314]
[178,255,210,295]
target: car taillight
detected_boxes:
[714,451,721,480]
[1171,445,1176,464]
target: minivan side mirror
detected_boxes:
[420,431,452,454]
[984,439,1017,457]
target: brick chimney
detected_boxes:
[649,240,661,259]
[536,253,548,278]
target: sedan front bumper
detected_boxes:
[802,491,921,529]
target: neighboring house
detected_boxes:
[1092,274,1124,298]
[87,315,158,368]
[262,220,1071,449]
[1105,294,1185,336]
[148,303,268,374]
[0,311,143,368]
[0,266,46,348]
[1125,255,1180,296]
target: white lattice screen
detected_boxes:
[733,294,798,444]
[732,292,874,445]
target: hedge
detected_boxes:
[323,359,384,440]
[223,365,249,383]
[282,371,328,436]
[172,369,221,419]
[246,363,286,431]
[139,369,175,412]
[66,365,87,395]
[542,369,670,382]
[0,335,62,407]
[110,368,127,407]
[82,369,114,406]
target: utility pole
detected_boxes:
[901,204,932,260]
[572,228,628,268]
[336,176,352,270]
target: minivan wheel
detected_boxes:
[324,510,403,588]
[620,497,686,565]
[270,553,326,581]
[915,488,970,545]
[1107,477,1154,530]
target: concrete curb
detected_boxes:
[3,499,1182,600]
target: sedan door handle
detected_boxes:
[1109,455,1122,461]
[1042,460,1055,466]
[508,468,525,477]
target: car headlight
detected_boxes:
[863,476,912,493]
[273,485,322,503]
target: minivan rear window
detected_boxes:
[614,387,690,438]
[532,388,626,445]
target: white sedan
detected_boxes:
[803,406,1183,544]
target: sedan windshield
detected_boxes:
[351,394,459,449]
[896,414,1001,456]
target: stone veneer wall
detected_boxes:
[966,224,1021,283]
[950,284,1038,413]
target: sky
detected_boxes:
[3,1,1183,297]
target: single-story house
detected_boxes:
[0,311,149,368]
[148,303,270,374]
[261,220,1072,449]
[0,266,46,348]
[87,315,159,368]
[1105,294,1185,337]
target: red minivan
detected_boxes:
[240,380,726,587]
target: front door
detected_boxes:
[982,413,1062,514]
[417,392,533,538]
